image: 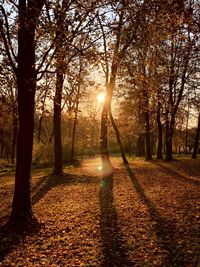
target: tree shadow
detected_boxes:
[180,158,200,177]
[0,172,98,262]
[32,172,98,205]
[152,161,200,187]
[99,174,131,267]
[0,175,47,261]
[125,164,186,266]
[0,216,41,262]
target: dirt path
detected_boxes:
[0,158,199,266]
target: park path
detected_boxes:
[0,157,199,266]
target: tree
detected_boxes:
[97,0,143,172]
[162,3,194,160]
[68,56,91,163]
[52,1,68,175]
[192,112,200,158]
[50,0,99,174]
[0,0,45,224]
[156,88,163,159]
[0,63,18,163]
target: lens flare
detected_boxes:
[98,165,103,171]
[97,92,105,103]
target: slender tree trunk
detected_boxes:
[100,102,112,171]
[37,115,43,144]
[11,111,18,164]
[11,0,44,222]
[37,88,48,144]
[70,59,82,163]
[100,59,118,173]
[185,107,189,154]
[99,3,139,172]
[144,99,152,160]
[53,70,63,175]
[136,134,145,156]
[165,116,174,161]
[91,122,95,151]
[68,109,73,146]
[192,112,200,159]
[48,129,54,144]
[71,105,78,163]
[70,116,77,163]
[109,111,128,165]
[156,101,163,159]
[53,1,69,175]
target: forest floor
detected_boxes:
[0,156,199,267]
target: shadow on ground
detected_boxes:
[0,172,98,262]
[125,164,187,267]
[32,172,98,205]
[99,174,131,267]
[0,217,41,262]
[152,161,200,187]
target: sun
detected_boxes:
[97,92,106,103]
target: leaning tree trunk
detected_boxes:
[100,100,113,172]
[192,112,200,159]
[11,0,44,223]
[156,101,163,159]
[100,54,118,174]
[109,110,128,165]
[53,70,63,175]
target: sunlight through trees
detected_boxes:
[0,0,199,227]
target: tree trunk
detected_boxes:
[53,1,69,175]
[166,133,173,160]
[11,111,18,164]
[185,107,189,154]
[37,115,43,144]
[109,111,128,165]
[70,117,76,163]
[71,105,78,163]
[136,134,145,156]
[100,58,117,174]
[37,88,48,144]
[165,116,174,161]
[144,105,152,160]
[156,101,163,159]
[100,102,113,172]
[192,112,200,159]
[11,0,44,222]
[53,70,63,175]
[48,129,54,144]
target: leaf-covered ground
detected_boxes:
[0,157,199,266]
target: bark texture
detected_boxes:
[11,0,44,222]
